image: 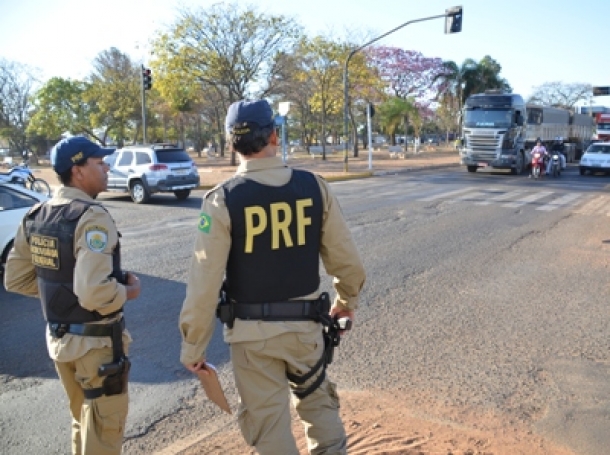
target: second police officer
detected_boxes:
[179,99,366,455]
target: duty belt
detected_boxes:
[231,298,327,322]
[49,318,125,339]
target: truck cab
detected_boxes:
[460,92,527,174]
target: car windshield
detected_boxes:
[155,149,191,163]
[464,108,512,128]
[586,145,610,154]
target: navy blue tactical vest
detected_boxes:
[223,169,323,303]
[25,200,123,323]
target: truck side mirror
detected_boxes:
[516,115,524,126]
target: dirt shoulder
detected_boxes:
[169,388,575,455]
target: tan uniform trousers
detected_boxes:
[54,346,128,455]
[231,329,346,455]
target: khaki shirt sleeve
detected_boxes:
[4,219,39,297]
[317,176,366,311]
[73,206,127,315]
[179,188,231,365]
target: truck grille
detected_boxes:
[467,134,501,160]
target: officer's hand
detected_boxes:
[186,359,207,374]
[329,308,354,335]
[125,272,141,300]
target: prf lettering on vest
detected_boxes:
[244,198,313,253]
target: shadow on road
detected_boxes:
[0,273,230,385]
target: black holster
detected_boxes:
[216,288,234,328]
[85,321,130,399]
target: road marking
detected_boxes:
[503,191,553,208]
[475,190,525,205]
[418,187,476,201]
[536,193,584,211]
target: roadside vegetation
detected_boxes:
[0,2,591,164]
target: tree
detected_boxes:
[364,47,443,151]
[152,2,301,164]
[434,56,512,131]
[365,46,446,100]
[28,77,92,141]
[295,36,345,159]
[527,82,592,109]
[378,97,420,149]
[0,59,37,156]
[86,47,143,145]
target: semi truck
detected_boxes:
[459,91,594,173]
[594,113,610,141]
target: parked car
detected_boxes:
[104,143,200,203]
[1,182,49,277]
[579,143,610,175]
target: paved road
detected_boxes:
[1,164,608,455]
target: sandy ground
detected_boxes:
[178,388,575,455]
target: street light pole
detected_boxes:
[342,7,462,172]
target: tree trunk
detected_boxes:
[403,115,409,153]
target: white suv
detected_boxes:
[104,144,200,203]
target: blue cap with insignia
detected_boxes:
[225,100,274,135]
[51,136,115,174]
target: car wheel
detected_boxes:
[1,240,13,277]
[130,180,150,204]
[467,166,477,173]
[174,189,191,200]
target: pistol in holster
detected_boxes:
[216,286,235,329]
[97,321,130,396]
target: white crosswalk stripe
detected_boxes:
[536,193,583,211]
[502,191,554,208]
[475,189,525,205]
[418,187,477,201]
[411,185,601,214]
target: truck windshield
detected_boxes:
[464,109,512,128]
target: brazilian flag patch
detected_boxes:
[198,212,212,233]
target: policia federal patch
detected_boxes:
[30,234,60,270]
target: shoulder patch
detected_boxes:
[198,212,212,233]
[85,225,109,252]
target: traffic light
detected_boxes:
[592,86,610,96]
[445,6,463,34]
[142,67,152,90]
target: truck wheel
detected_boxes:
[130,180,150,204]
[467,166,477,173]
[511,152,524,175]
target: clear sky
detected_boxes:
[1,0,609,105]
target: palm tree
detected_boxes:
[433,56,512,130]
[378,97,420,151]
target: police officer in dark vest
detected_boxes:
[4,136,141,455]
[179,100,366,454]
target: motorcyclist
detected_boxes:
[547,137,567,174]
[530,139,548,178]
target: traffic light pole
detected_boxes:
[342,7,462,172]
[141,65,147,144]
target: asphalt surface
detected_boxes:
[1,163,609,455]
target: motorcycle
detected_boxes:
[549,154,561,177]
[0,161,52,197]
[530,151,547,179]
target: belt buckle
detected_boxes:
[50,323,69,339]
